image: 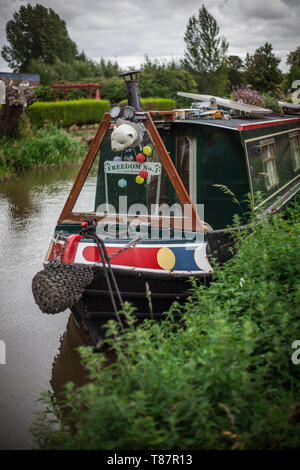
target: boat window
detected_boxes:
[176,136,197,204]
[260,139,279,191]
[73,153,100,213]
[71,127,194,239]
[289,133,300,172]
[91,131,179,215]
[73,132,171,214]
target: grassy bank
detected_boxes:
[32,197,300,450]
[0,124,87,179]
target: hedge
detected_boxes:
[26,99,110,128]
[25,98,177,129]
[24,98,176,129]
[34,86,176,112]
[121,97,176,111]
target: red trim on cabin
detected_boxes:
[237,117,300,131]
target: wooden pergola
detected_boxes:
[51,83,103,101]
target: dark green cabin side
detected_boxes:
[157,121,250,230]
[93,121,250,230]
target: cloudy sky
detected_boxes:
[0,0,299,72]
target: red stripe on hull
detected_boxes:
[82,246,161,269]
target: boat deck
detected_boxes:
[157,114,300,131]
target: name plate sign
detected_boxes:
[104,161,161,176]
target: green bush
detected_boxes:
[34,86,54,102]
[138,58,199,107]
[26,99,110,128]
[32,197,300,450]
[101,77,127,103]
[34,86,89,102]
[262,93,283,114]
[121,97,176,111]
[29,57,122,86]
[0,124,86,172]
[29,58,99,86]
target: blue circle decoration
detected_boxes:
[113,156,122,161]
[118,178,127,188]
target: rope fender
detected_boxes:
[32,219,124,327]
[32,261,95,314]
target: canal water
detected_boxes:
[0,164,91,449]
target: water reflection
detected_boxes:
[51,315,91,400]
[0,162,91,449]
[51,315,117,413]
[1,164,80,222]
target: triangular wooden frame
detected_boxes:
[58,112,205,232]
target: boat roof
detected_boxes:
[169,114,300,132]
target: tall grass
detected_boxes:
[32,198,300,450]
[0,124,86,174]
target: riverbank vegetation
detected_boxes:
[32,197,300,450]
[0,123,86,180]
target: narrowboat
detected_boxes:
[33,72,300,346]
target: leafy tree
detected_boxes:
[28,58,97,85]
[76,50,89,62]
[139,57,198,107]
[1,4,78,72]
[28,56,123,87]
[282,46,300,94]
[100,77,127,103]
[227,55,244,89]
[182,5,229,95]
[183,4,228,74]
[244,43,282,95]
[94,58,123,79]
[287,46,300,69]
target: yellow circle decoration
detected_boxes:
[143,145,152,155]
[135,175,144,184]
[157,247,176,270]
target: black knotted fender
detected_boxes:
[32,261,95,314]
